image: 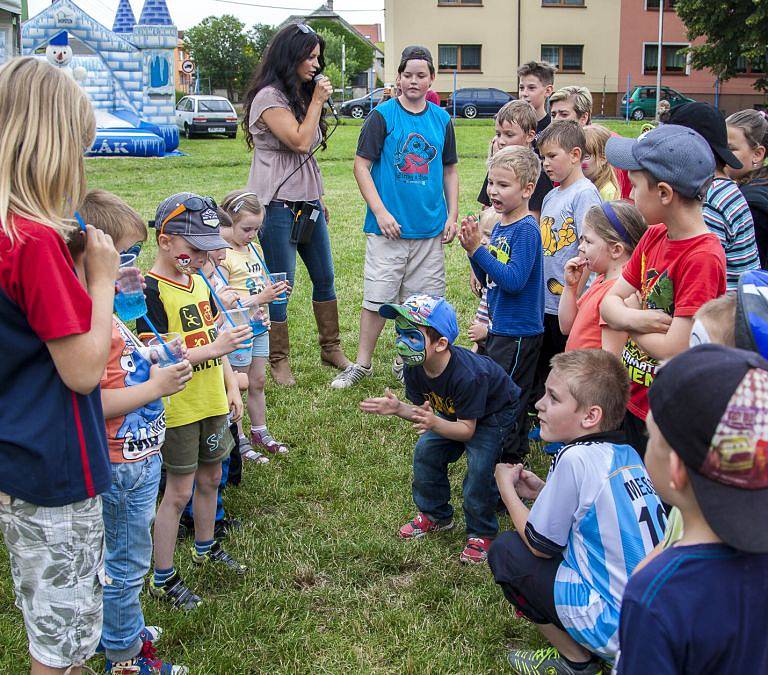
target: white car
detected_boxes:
[175,95,238,139]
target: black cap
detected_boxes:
[669,102,743,169]
[399,45,433,68]
[152,192,230,251]
[648,344,768,553]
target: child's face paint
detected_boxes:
[175,253,192,271]
[394,317,426,366]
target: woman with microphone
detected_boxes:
[242,23,350,386]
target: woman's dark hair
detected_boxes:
[241,23,327,151]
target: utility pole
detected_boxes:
[341,37,346,106]
[655,0,664,121]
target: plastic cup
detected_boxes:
[147,332,183,367]
[270,272,288,305]
[221,307,254,359]
[250,306,269,337]
[115,253,147,321]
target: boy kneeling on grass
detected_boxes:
[489,350,663,675]
[360,294,520,564]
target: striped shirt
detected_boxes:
[525,433,665,661]
[474,287,489,325]
[704,177,760,290]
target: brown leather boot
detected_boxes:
[312,299,352,370]
[268,320,296,386]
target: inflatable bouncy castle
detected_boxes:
[22,0,180,157]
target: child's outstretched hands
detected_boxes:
[458,215,483,255]
[563,256,589,289]
[149,360,193,398]
[359,387,401,416]
[411,400,438,435]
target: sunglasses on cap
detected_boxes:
[296,23,316,34]
[159,196,218,235]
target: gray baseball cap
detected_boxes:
[606,124,715,200]
[152,192,230,251]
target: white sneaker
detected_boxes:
[330,363,373,389]
[392,359,404,383]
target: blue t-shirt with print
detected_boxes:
[356,99,458,239]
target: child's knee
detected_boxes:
[250,371,266,392]
[236,371,249,392]
[195,464,222,493]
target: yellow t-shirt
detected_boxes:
[137,273,229,428]
[219,244,269,303]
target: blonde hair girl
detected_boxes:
[0,57,119,674]
[582,124,620,201]
[559,201,647,354]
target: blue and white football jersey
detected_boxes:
[526,432,665,660]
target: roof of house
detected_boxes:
[352,24,380,43]
[112,0,136,33]
[137,0,173,27]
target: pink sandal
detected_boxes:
[251,429,288,455]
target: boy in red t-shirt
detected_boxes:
[601,125,726,456]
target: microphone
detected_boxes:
[314,74,337,116]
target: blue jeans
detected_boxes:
[259,200,337,322]
[183,454,229,523]
[412,404,517,538]
[100,454,161,663]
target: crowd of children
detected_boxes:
[2,48,768,675]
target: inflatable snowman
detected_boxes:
[45,31,87,83]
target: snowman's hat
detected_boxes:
[49,31,69,47]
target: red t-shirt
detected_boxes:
[609,131,634,202]
[426,90,441,106]
[100,318,165,464]
[620,223,726,419]
[565,274,616,351]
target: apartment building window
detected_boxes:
[438,44,482,72]
[541,45,583,72]
[542,0,586,6]
[736,55,766,75]
[646,0,677,9]
[643,44,688,75]
[437,0,482,5]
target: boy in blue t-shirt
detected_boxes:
[616,344,768,674]
[333,45,459,389]
[360,295,520,564]
[489,350,663,674]
[460,145,545,464]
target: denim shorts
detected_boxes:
[227,330,269,368]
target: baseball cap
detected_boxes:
[606,124,715,200]
[152,192,230,251]
[379,294,459,344]
[648,344,768,553]
[736,269,768,359]
[669,101,743,169]
[399,45,433,69]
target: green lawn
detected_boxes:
[0,119,643,674]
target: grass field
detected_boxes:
[0,118,644,674]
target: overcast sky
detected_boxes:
[28,0,384,33]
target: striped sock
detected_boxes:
[251,425,267,434]
[194,539,214,556]
[153,566,175,586]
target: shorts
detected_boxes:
[227,330,269,368]
[362,233,446,311]
[0,493,105,669]
[162,414,234,474]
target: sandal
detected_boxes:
[251,429,289,455]
[240,448,270,464]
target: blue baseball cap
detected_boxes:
[379,294,460,343]
[606,124,715,200]
[736,270,768,360]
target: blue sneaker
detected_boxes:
[105,639,188,674]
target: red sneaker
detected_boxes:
[398,512,454,539]
[459,537,491,564]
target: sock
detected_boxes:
[194,539,214,556]
[251,425,267,434]
[561,654,593,671]
[153,566,175,586]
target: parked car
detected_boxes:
[340,88,387,119]
[445,88,515,119]
[620,86,695,121]
[176,95,238,139]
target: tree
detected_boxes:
[183,15,257,100]
[307,19,374,91]
[251,23,277,62]
[675,0,768,91]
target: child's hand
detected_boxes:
[228,383,244,423]
[411,400,437,435]
[623,291,642,310]
[359,387,401,416]
[458,215,483,254]
[213,324,253,356]
[149,360,193,398]
[563,256,588,288]
[253,281,289,304]
[253,306,271,330]
[468,321,488,344]
[469,269,483,297]
[375,210,402,240]
[515,468,546,499]
[630,309,673,335]
[494,462,522,495]
[217,286,241,310]
[84,225,120,286]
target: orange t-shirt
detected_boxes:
[564,275,616,352]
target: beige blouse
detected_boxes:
[246,86,324,204]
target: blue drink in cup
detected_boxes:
[114,253,147,321]
[270,272,288,305]
[147,333,183,367]
[250,306,269,337]
[222,307,254,359]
